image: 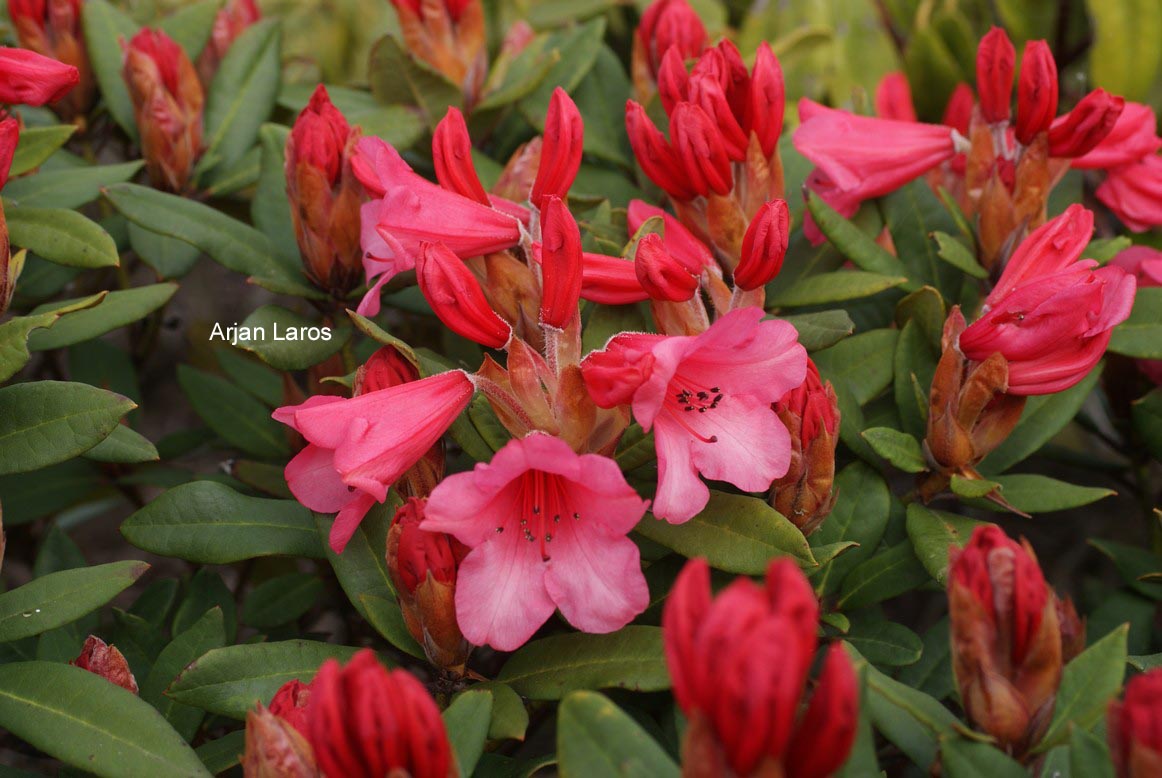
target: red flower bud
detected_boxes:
[286,85,364,296]
[71,636,138,694]
[949,525,1062,752]
[1015,40,1058,145]
[122,29,204,192]
[734,199,789,291]
[576,251,650,305]
[0,115,17,192]
[663,558,857,777]
[432,107,490,205]
[875,71,917,122]
[7,0,92,118]
[689,72,748,161]
[0,45,79,106]
[943,82,975,135]
[387,497,470,672]
[656,46,689,116]
[1073,101,1162,170]
[243,705,318,778]
[267,679,312,737]
[417,241,512,349]
[539,195,583,329]
[388,0,485,104]
[748,42,785,157]
[1109,669,1162,778]
[529,88,583,209]
[1048,88,1124,158]
[977,27,1016,124]
[771,359,839,534]
[671,101,733,197]
[197,0,260,85]
[637,0,707,76]
[625,100,697,200]
[635,232,699,302]
[305,650,455,778]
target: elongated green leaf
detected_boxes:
[1133,387,1162,461]
[0,661,209,777]
[814,329,899,406]
[518,18,606,126]
[1089,540,1162,601]
[242,574,323,628]
[497,627,669,700]
[472,682,528,742]
[1,161,143,209]
[0,561,148,642]
[177,365,289,458]
[1108,288,1162,359]
[932,231,987,279]
[83,424,159,463]
[82,0,139,140]
[443,689,492,778]
[368,34,461,127]
[838,542,930,609]
[252,123,298,264]
[768,271,906,307]
[570,45,631,166]
[1034,625,1129,752]
[167,640,362,719]
[941,736,1027,778]
[103,183,320,298]
[359,595,426,660]
[122,481,321,563]
[0,292,105,382]
[972,474,1115,514]
[806,192,911,280]
[635,490,814,573]
[9,125,76,176]
[906,504,989,585]
[195,731,245,775]
[234,305,349,370]
[557,691,680,778]
[1070,726,1115,778]
[129,222,202,279]
[0,381,134,475]
[782,310,855,351]
[810,462,890,596]
[158,0,220,60]
[141,608,227,741]
[201,20,282,171]
[6,205,119,268]
[882,179,961,300]
[28,284,177,351]
[846,620,922,667]
[862,427,927,473]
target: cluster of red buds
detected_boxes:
[630,0,707,106]
[664,558,858,777]
[948,526,1085,758]
[7,0,92,120]
[243,651,456,778]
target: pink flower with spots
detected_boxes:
[420,433,649,651]
[582,307,807,523]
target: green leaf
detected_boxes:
[368,34,461,127]
[1108,287,1162,358]
[122,481,322,564]
[157,0,220,60]
[906,504,988,585]
[837,542,931,610]
[1088,540,1162,601]
[980,367,1101,473]
[8,125,76,177]
[129,222,202,279]
[83,424,159,464]
[0,293,105,382]
[103,183,319,298]
[518,19,606,126]
[897,617,955,701]
[242,573,324,628]
[1129,653,1162,671]
[195,731,245,775]
[28,284,177,351]
[634,490,815,574]
[814,329,899,406]
[5,205,119,269]
[1,161,143,209]
[201,20,282,172]
[882,181,962,300]
[252,123,298,265]
[557,691,680,778]
[216,348,283,407]
[141,608,227,741]
[233,305,349,370]
[781,310,855,351]
[359,594,426,661]
[768,271,907,308]
[570,45,631,167]
[473,682,529,742]
[846,620,923,667]
[1069,726,1115,778]
[1133,387,1162,461]
[861,427,927,473]
[806,192,911,281]
[810,462,890,596]
[0,561,148,642]
[0,661,209,777]
[1034,625,1129,752]
[932,231,987,279]
[176,365,290,459]
[858,648,961,768]
[1085,0,1162,101]
[173,570,236,644]
[497,626,669,700]
[893,319,937,437]
[443,689,492,778]
[950,474,1000,499]
[167,640,362,719]
[82,0,139,140]
[979,475,1115,514]
[0,381,134,475]
[940,736,1027,778]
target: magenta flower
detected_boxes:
[1096,154,1162,232]
[1072,101,1161,170]
[274,370,475,552]
[582,307,807,523]
[421,433,649,651]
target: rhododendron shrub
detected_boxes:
[0,1,1159,776]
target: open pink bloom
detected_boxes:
[352,136,522,313]
[0,45,78,105]
[421,434,649,651]
[1071,101,1160,170]
[1096,155,1162,232]
[274,370,475,552]
[582,306,807,523]
[960,206,1136,395]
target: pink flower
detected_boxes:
[0,45,78,105]
[1071,101,1160,170]
[874,71,917,122]
[1112,245,1162,384]
[421,434,649,651]
[274,370,475,552]
[960,206,1136,395]
[582,307,807,523]
[1096,155,1162,232]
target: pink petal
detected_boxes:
[284,444,352,513]
[687,394,792,491]
[652,419,710,523]
[329,491,377,553]
[454,536,556,651]
[544,520,649,634]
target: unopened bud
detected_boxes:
[1048,88,1124,158]
[416,241,512,349]
[734,199,789,291]
[71,636,138,694]
[242,706,318,778]
[539,195,583,329]
[977,27,1015,124]
[1015,40,1058,145]
[771,359,839,534]
[635,232,699,302]
[529,88,583,210]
